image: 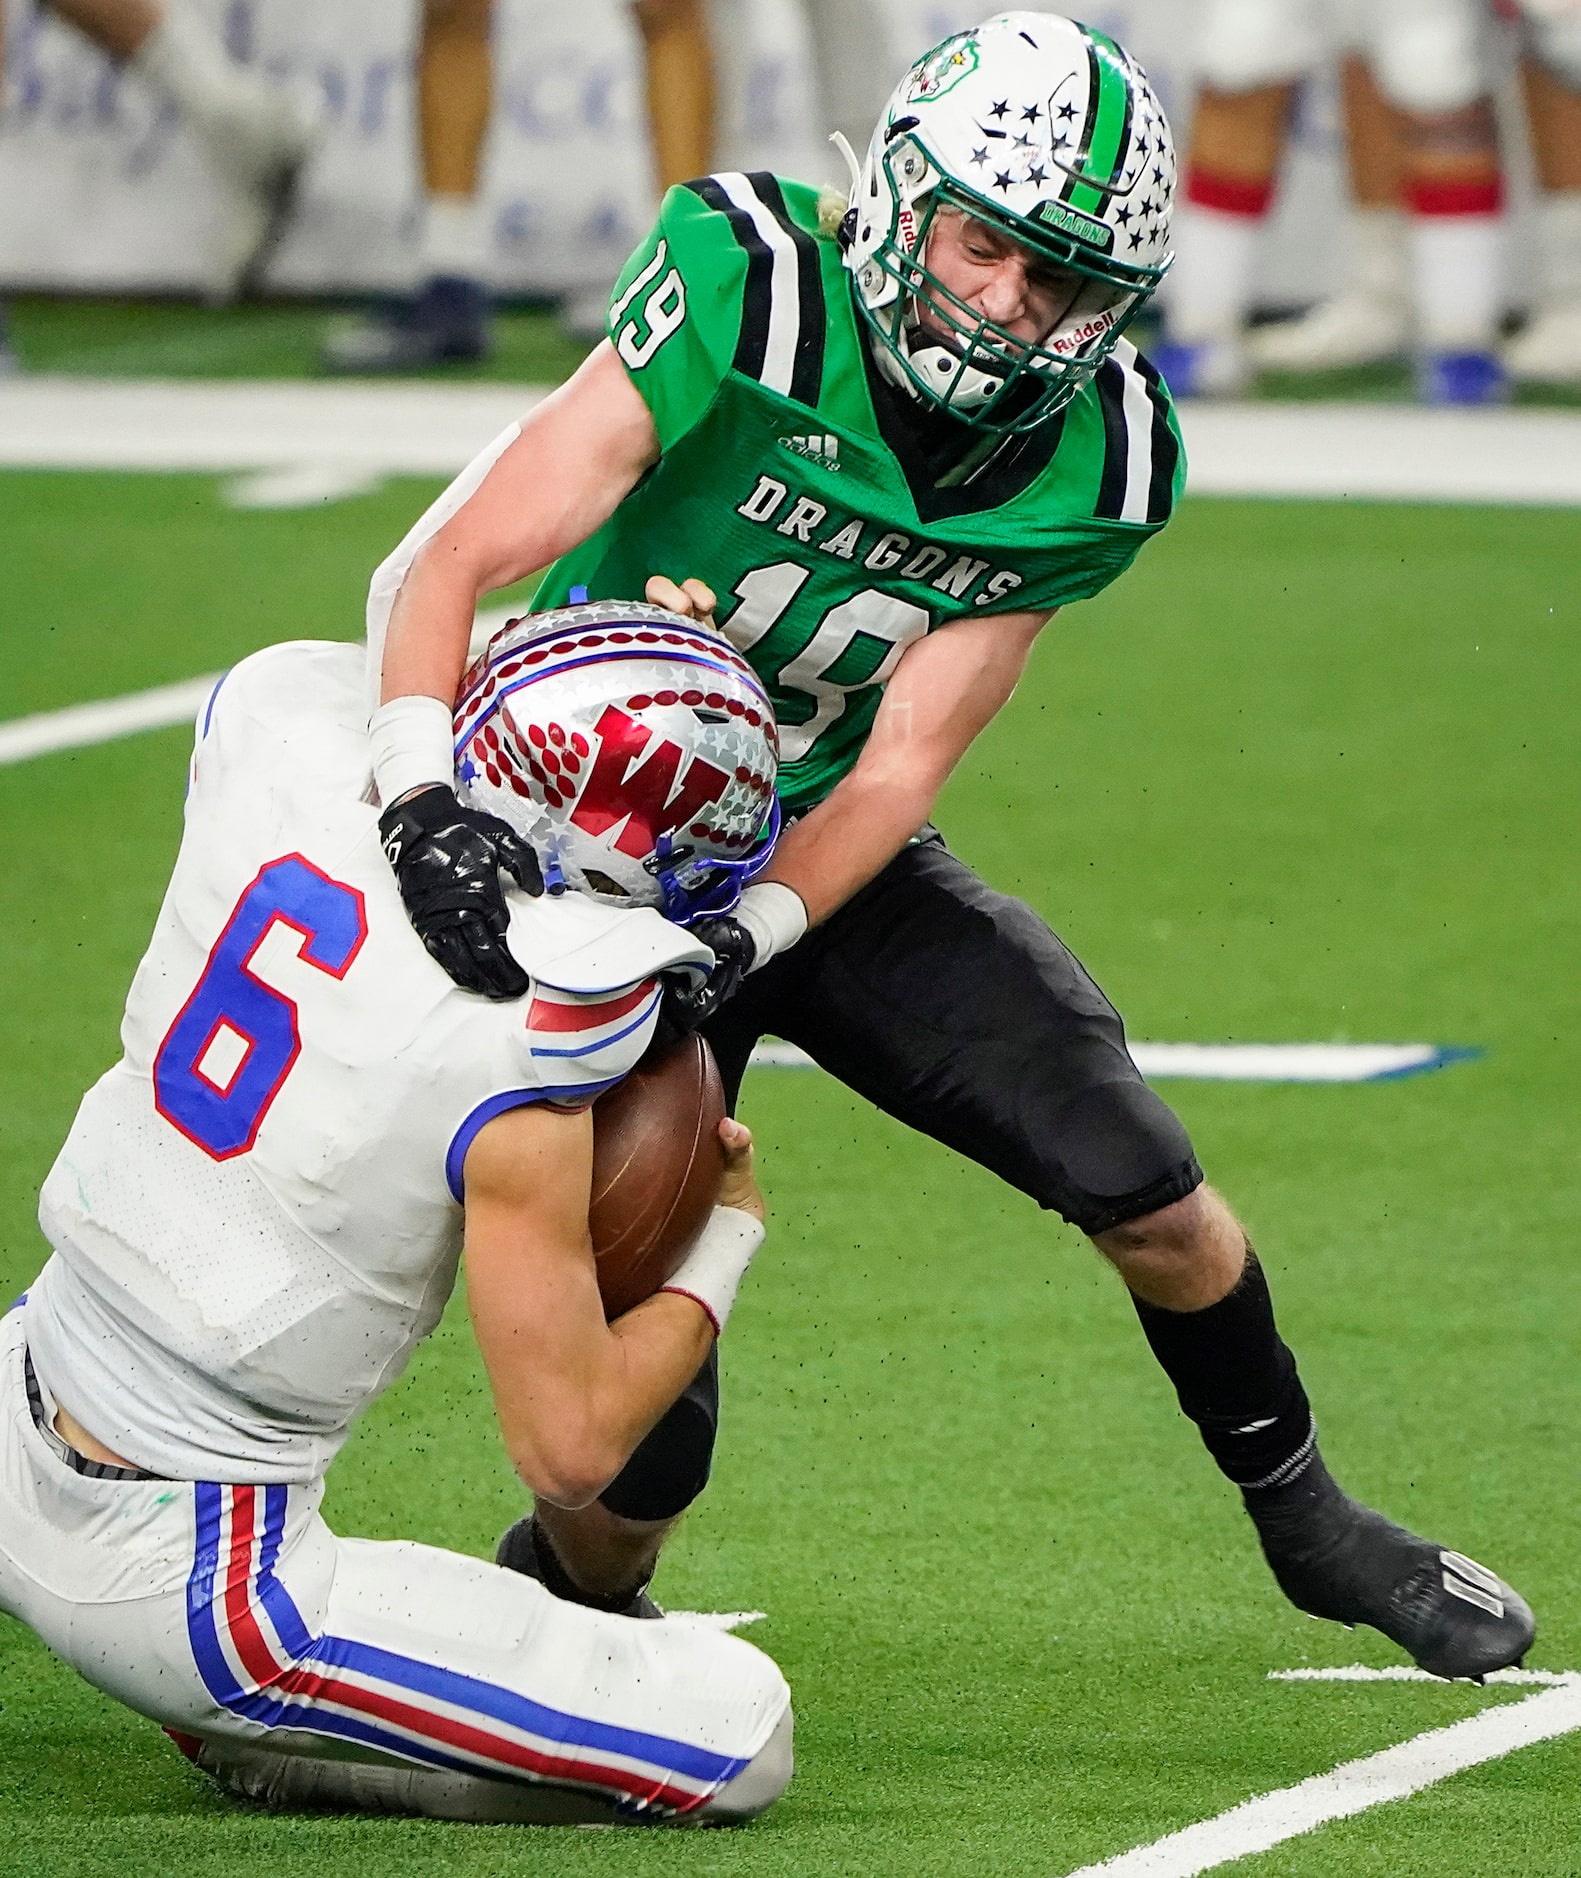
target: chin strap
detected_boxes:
[830,129,863,199]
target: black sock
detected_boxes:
[1131,1249,1320,1497]
[528,1518,651,1615]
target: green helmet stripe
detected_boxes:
[1064,27,1134,217]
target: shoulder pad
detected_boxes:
[193,641,370,802]
[505,893,714,993]
[674,171,831,408]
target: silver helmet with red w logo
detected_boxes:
[453,601,780,921]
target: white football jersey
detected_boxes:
[27,642,712,1483]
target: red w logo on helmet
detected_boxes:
[570,706,731,858]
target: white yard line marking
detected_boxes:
[1130,1042,1475,1082]
[222,463,387,509]
[749,1040,1475,1083]
[1271,1665,1578,1686]
[666,1611,765,1632]
[0,377,548,476]
[1059,1681,1581,1878]
[1,378,1578,506]
[1178,402,1581,507]
[2,602,522,767]
[0,674,219,766]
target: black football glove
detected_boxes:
[658,915,757,1039]
[378,785,543,1000]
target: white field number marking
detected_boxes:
[1059,1670,1581,1878]
[749,1039,1472,1084]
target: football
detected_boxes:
[589,1033,727,1319]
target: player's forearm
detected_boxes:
[763,764,946,925]
[375,347,662,709]
[380,550,485,708]
[499,1292,716,1508]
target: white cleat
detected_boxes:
[1504,301,1581,386]
[1247,291,1411,372]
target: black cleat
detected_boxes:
[1248,1466,1535,1680]
[495,1516,664,1620]
[320,278,492,374]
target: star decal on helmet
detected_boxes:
[988,99,1009,119]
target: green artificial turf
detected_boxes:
[5,296,592,384]
[1,475,1579,1876]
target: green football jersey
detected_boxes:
[538,172,1184,811]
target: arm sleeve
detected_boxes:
[604,183,749,454]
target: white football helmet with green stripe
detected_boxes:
[843,12,1175,432]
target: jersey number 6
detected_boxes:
[154,855,367,1161]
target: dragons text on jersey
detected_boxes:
[734,471,1030,612]
[538,169,1183,809]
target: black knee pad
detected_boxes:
[598,1346,719,1521]
[1051,1078,1203,1236]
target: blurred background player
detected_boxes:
[0,0,316,316]
[708,0,893,166]
[323,0,497,371]
[1244,57,1416,373]
[1250,0,1581,384]
[1157,0,1510,403]
[326,0,723,363]
[1506,0,1581,382]
[559,0,719,339]
[559,0,896,339]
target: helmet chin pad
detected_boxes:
[876,320,1006,413]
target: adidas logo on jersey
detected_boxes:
[779,433,842,472]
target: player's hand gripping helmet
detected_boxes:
[843,11,1175,433]
[453,601,780,923]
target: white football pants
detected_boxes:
[0,1307,790,1824]
[1195,0,1493,116]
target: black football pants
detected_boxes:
[598,830,1203,1522]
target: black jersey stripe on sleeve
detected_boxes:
[1094,356,1131,520]
[1132,349,1179,525]
[745,172,827,406]
[1094,343,1173,525]
[685,174,775,383]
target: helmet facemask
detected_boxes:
[855,134,1152,434]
